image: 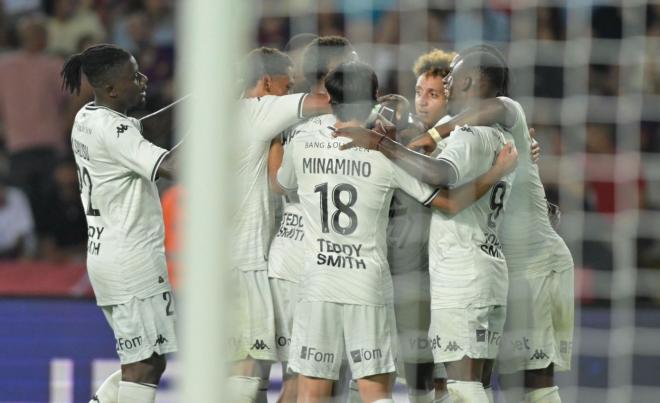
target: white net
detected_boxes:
[245,1,660,402]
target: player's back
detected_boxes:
[233,94,306,271]
[269,114,336,283]
[496,97,572,276]
[430,124,515,308]
[71,103,170,306]
[281,125,436,306]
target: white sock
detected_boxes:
[256,378,269,403]
[434,364,448,380]
[89,370,121,403]
[409,388,435,403]
[117,381,157,403]
[484,386,494,403]
[447,380,489,403]
[524,386,561,403]
[227,376,260,403]
[348,379,361,403]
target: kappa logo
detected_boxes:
[530,349,549,360]
[153,334,168,346]
[459,126,474,134]
[116,124,129,137]
[444,341,462,352]
[250,339,271,350]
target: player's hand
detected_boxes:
[529,127,541,163]
[494,142,518,176]
[331,126,384,150]
[407,133,437,155]
[378,94,411,125]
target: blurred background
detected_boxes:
[0,0,659,402]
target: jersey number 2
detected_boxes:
[76,164,101,216]
[314,182,358,235]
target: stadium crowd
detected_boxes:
[0,1,658,303]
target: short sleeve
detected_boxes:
[103,117,168,181]
[390,162,439,207]
[438,125,489,186]
[277,142,298,191]
[249,93,307,142]
[496,96,521,130]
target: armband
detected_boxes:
[427,127,442,144]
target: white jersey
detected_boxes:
[429,124,515,309]
[233,93,307,271]
[277,125,438,306]
[496,97,572,276]
[268,114,336,282]
[71,103,170,306]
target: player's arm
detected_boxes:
[408,98,512,153]
[275,141,297,193]
[268,137,284,194]
[300,93,332,118]
[429,143,517,214]
[156,141,182,180]
[333,126,458,187]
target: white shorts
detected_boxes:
[498,268,574,374]
[269,277,299,362]
[429,305,506,363]
[102,292,178,365]
[392,271,433,364]
[289,301,398,380]
[229,269,277,362]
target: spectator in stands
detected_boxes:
[46,0,105,57]
[0,175,36,259]
[0,14,69,234]
[39,157,86,263]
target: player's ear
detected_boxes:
[105,83,118,98]
[263,75,272,94]
[461,76,472,92]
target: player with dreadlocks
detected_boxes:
[62,43,179,403]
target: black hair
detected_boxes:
[61,44,132,95]
[458,47,509,97]
[324,61,378,123]
[302,36,354,87]
[242,47,293,89]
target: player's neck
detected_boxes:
[334,119,363,129]
[93,96,128,115]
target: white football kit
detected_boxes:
[71,102,177,364]
[231,93,307,361]
[427,124,515,364]
[268,114,336,361]
[495,97,574,373]
[278,124,438,380]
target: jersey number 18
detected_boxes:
[314,182,358,235]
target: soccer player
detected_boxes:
[411,46,574,403]
[267,36,355,403]
[334,52,519,403]
[384,48,455,403]
[230,47,330,403]
[61,44,179,403]
[280,61,517,403]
